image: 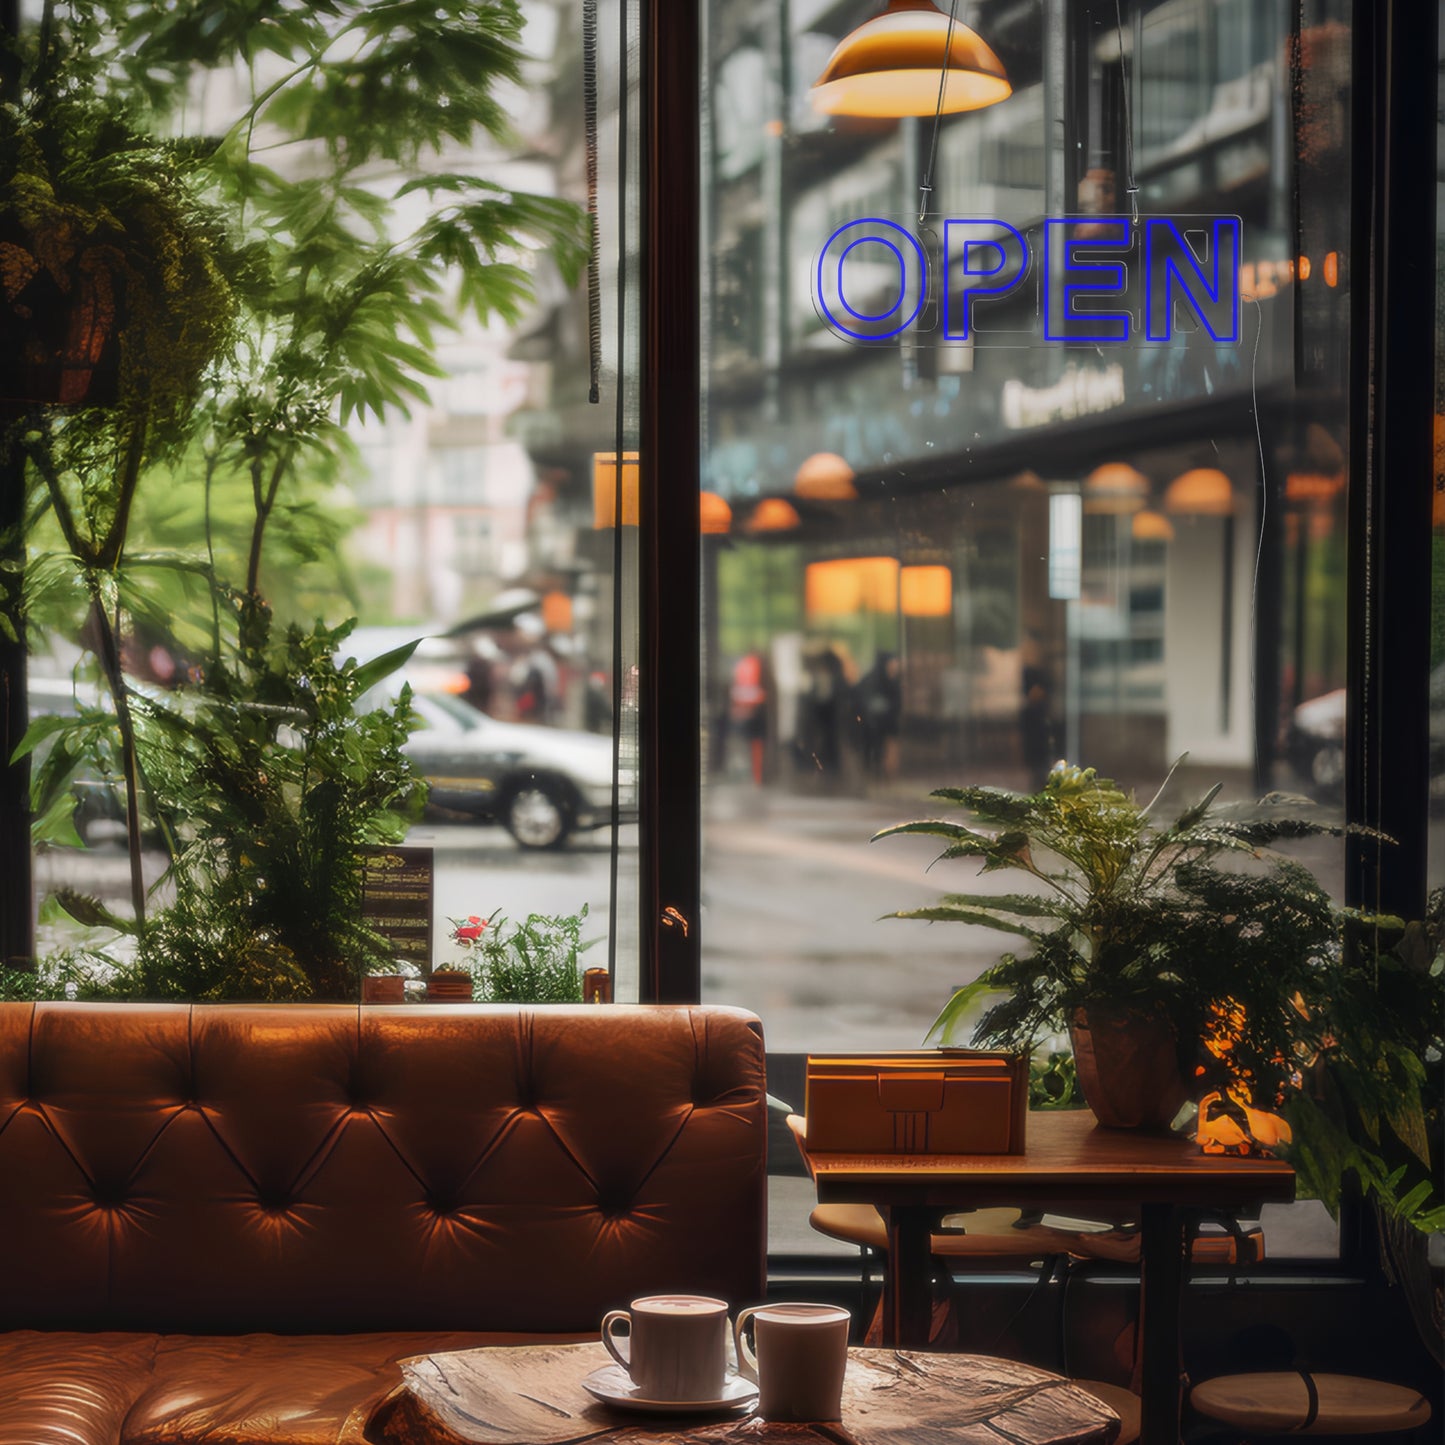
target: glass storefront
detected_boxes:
[701,0,1353,1052]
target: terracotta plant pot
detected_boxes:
[426,970,475,1003]
[361,974,407,1004]
[1069,1003,1188,1130]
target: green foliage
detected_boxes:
[0,73,237,433]
[877,759,1373,1105]
[7,1,589,986]
[469,906,593,1004]
[1282,897,1445,1234]
[1028,1050,1083,1110]
[45,618,425,1000]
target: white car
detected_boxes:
[401,691,636,849]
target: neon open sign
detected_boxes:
[813,216,1242,347]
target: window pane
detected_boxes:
[22,0,640,1001]
[701,0,1349,1256]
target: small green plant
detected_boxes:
[875,758,1373,1106]
[1282,895,1444,1235]
[451,906,593,1004]
[34,618,425,1000]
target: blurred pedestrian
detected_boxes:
[730,650,768,785]
[856,651,902,780]
[1020,631,1055,789]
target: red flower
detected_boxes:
[452,915,488,943]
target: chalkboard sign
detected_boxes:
[361,845,434,968]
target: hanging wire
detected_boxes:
[1113,0,1139,222]
[583,0,602,404]
[918,0,962,223]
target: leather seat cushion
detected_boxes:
[0,1331,157,1445]
[123,1332,594,1445]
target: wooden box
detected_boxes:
[804,1050,1028,1154]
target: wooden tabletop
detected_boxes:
[809,1109,1295,1212]
[372,1341,1120,1445]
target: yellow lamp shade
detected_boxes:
[593,451,640,528]
[795,451,858,500]
[1131,508,1175,542]
[900,564,952,617]
[700,490,732,535]
[1083,462,1149,514]
[1164,467,1234,517]
[811,1,1011,119]
[746,497,802,534]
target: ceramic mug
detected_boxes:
[601,1294,730,1401]
[734,1302,851,1421]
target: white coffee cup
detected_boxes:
[601,1294,730,1401]
[734,1302,851,1422]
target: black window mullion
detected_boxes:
[1345,0,1436,925]
[639,0,702,1003]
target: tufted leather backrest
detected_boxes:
[0,1003,767,1334]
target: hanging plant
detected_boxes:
[0,79,235,417]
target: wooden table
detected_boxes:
[373,1341,1120,1445]
[808,1109,1295,1445]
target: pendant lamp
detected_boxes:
[1083,462,1149,515]
[1164,467,1234,517]
[812,1,1011,119]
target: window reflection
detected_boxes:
[700,0,1350,1034]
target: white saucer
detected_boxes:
[581,1365,759,1415]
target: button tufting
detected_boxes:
[256,1189,294,1214]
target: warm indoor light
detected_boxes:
[795,451,858,501]
[1131,508,1175,542]
[1285,471,1344,503]
[593,451,639,528]
[805,557,899,615]
[900,564,952,617]
[811,1,1011,119]
[1164,467,1235,517]
[746,497,802,534]
[700,490,732,535]
[540,591,573,634]
[1083,462,1149,514]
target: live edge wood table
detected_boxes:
[372,1341,1120,1445]
[808,1109,1296,1445]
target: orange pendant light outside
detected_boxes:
[1083,462,1149,515]
[746,497,802,534]
[1131,508,1175,542]
[1164,467,1235,517]
[812,1,1011,119]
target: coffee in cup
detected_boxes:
[600,1294,730,1401]
[734,1302,851,1421]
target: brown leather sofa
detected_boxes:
[0,1002,768,1445]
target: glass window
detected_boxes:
[17,0,641,1002]
[701,0,1351,1257]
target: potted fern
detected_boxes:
[875,760,1364,1129]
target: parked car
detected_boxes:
[1285,663,1445,796]
[400,691,636,849]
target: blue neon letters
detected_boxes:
[813,215,1241,346]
